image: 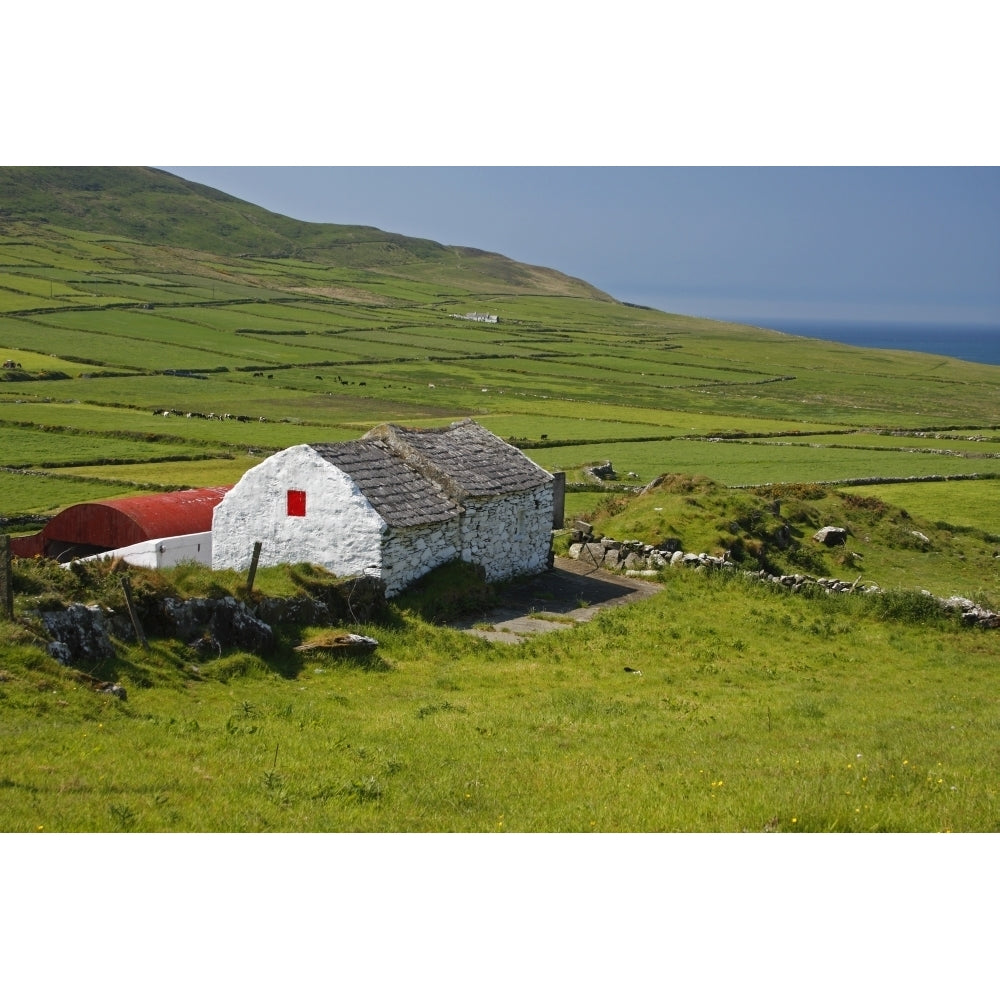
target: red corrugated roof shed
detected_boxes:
[10,487,230,561]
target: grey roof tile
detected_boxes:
[310,440,458,528]
[310,420,551,528]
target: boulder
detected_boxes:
[813,526,848,546]
[41,604,115,663]
[160,596,274,655]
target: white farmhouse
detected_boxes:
[212,419,554,596]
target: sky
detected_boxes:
[160,166,1000,326]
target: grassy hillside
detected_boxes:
[0,166,610,296]
[1,167,998,832]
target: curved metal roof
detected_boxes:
[10,487,230,560]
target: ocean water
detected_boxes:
[741,319,1000,367]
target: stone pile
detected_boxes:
[939,595,1000,628]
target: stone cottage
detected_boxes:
[211,419,555,596]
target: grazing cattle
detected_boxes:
[267,374,273,379]
[315,375,323,380]
[253,372,263,377]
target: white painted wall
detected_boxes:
[71,532,213,570]
[381,520,462,596]
[212,445,387,579]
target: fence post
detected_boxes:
[120,576,149,650]
[0,535,12,620]
[245,541,263,594]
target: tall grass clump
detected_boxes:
[392,561,497,623]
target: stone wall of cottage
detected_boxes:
[377,484,553,595]
[380,520,462,597]
[460,485,554,582]
[212,445,387,576]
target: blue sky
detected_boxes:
[161,166,1000,326]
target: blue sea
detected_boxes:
[740,319,1000,367]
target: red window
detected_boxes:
[287,489,306,516]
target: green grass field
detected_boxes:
[2,567,997,833]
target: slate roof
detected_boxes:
[310,440,459,528]
[309,420,552,528]
[365,420,553,499]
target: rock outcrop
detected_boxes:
[33,574,388,665]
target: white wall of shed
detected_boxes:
[71,532,213,570]
[211,445,387,578]
[461,485,554,580]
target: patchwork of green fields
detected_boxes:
[2,221,998,531]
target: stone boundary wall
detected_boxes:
[566,530,1000,627]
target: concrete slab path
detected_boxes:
[449,556,663,643]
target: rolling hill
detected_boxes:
[0,166,612,299]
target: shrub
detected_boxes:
[866,589,949,625]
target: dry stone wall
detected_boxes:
[566,530,1000,627]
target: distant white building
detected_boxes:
[212,420,554,596]
[451,311,499,324]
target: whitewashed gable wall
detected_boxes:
[212,445,387,578]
